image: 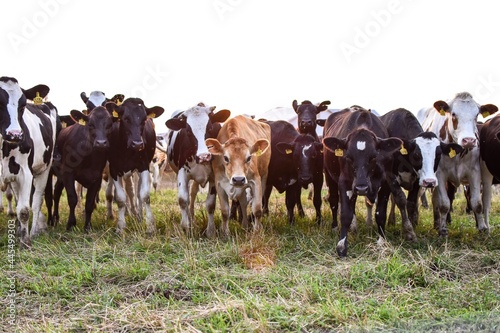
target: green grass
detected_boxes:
[1,186,499,332]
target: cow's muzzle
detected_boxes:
[196,153,212,164]
[461,137,477,149]
[5,130,23,143]
[355,184,369,196]
[130,140,145,151]
[94,139,109,150]
[421,178,437,188]
[231,176,247,187]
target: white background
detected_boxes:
[2,0,499,133]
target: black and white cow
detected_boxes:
[380,108,463,226]
[418,92,498,236]
[263,120,323,224]
[81,91,124,113]
[322,108,416,257]
[0,77,57,247]
[165,103,230,235]
[105,98,164,234]
[53,106,115,231]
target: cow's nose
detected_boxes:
[461,137,477,149]
[197,153,212,163]
[231,176,246,186]
[6,130,23,142]
[422,178,437,188]
[94,139,109,149]
[355,185,369,195]
[131,140,144,151]
[300,120,313,128]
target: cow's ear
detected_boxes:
[292,100,299,113]
[323,137,346,157]
[23,84,50,101]
[80,92,89,103]
[316,100,331,112]
[276,142,294,156]
[378,137,403,155]
[316,119,326,127]
[110,94,125,105]
[433,100,450,116]
[399,139,412,155]
[165,117,187,131]
[440,142,463,159]
[70,110,89,126]
[211,109,231,123]
[314,142,324,154]
[206,138,224,155]
[105,102,122,119]
[250,139,270,156]
[146,106,164,119]
[59,115,75,128]
[480,104,498,118]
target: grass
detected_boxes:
[1,184,500,332]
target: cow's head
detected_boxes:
[105,98,164,151]
[70,106,116,151]
[165,103,230,164]
[323,128,401,199]
[292,99,330,135]
[81,91,125,113]
[276,134,323,188]
[206,137,270,187]
[398,132,463,188]
[433,92,498,149]
[0,76,49,143]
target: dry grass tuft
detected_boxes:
[239,232,277,271]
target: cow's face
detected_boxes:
[81,91,125,113]
[399,132,463,188]
[165,104,230,164]
[323,129,401,198]
[434,92,498,149]
[0,77,49,143]
[293,99,330,134]
[70,106,115,150]
[106,98,164,151]
[206,137,269,187]
[277,134,323,188]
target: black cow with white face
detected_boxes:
[292,99,330,139]
[54,106,116,231]
[263,120,323,224]
[80,91,124,113]
[106,98,164,234]
[380,108,463,226]
[0,76,57,248]
[322,108,416,257]
[165,103,230,234]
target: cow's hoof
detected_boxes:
[20,238,31,250]
[404,232,417,242]
[438,229,448,238]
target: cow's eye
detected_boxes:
[246,156,252,163]
[223,156,229,163]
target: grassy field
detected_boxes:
[1,183,499,332]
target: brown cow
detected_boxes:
[206,115,271,237]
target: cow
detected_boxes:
[80,91,124,113]
[0,76,57,248]
[165,103,231,234]
[380,108,463,226]
[52,106,115,231]
[262,120,323,224]
[206,115,271,237]
[322,108,416,257]
[292,99,330,140]
[417,92,498,236]
[105,98,164,234]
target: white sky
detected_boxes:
[2,0,499,133]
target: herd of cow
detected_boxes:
[1,76,500,257]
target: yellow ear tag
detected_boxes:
[285,149,292,154]
[147,113,155,119]
[33,92,43,105]
[400,146,408,155]
[61,122,67,129]
[116,99,123,106]
[78,119,86,126]
[112,110,119,118]
[256,149,263,157]
[439,108,446,116]
[448,148,456,158]
[334,149,343,157]
[482,111,490,118]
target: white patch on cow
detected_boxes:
[356,141,366,151]
[88,91,106,108]
[346,190,353,199]
[414,136,440,187]
[0,79,23,133]
[185,105,212,157]
[302,144,312,158]
[337,237,347,253]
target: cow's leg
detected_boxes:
[468,172,486,232]
[285,185,297,224]
[432,181,450,237]
[5,185,16,216]
[312,177,323,225]
[123,173,138,217]
[250,179,264,233]
[337,183,355,257]
[30,170,50,238]
[177,169,192,233]
[138,170,155,235]
[45,171,54,227]
[64,176,79,231]
[105,180,114,220]
[407,182,420,227]
[205,180,217,238]
[84,181,101,232]
[297,187,305,218]
[52,178,64,226]
[386,175,416,241]
[217,188,231,238]
[375,183,391,245]
[262,182,272,216]
[420,189,429,209]
[445,182,456,224]
[387,194,396,226]
[189,181,199,221]
[481,162,494,233]
[10,180,29,248]
[325,172,339,230]
[113,177,128,233]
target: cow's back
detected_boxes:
[380,108,423,140]
[324,109,388,139]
